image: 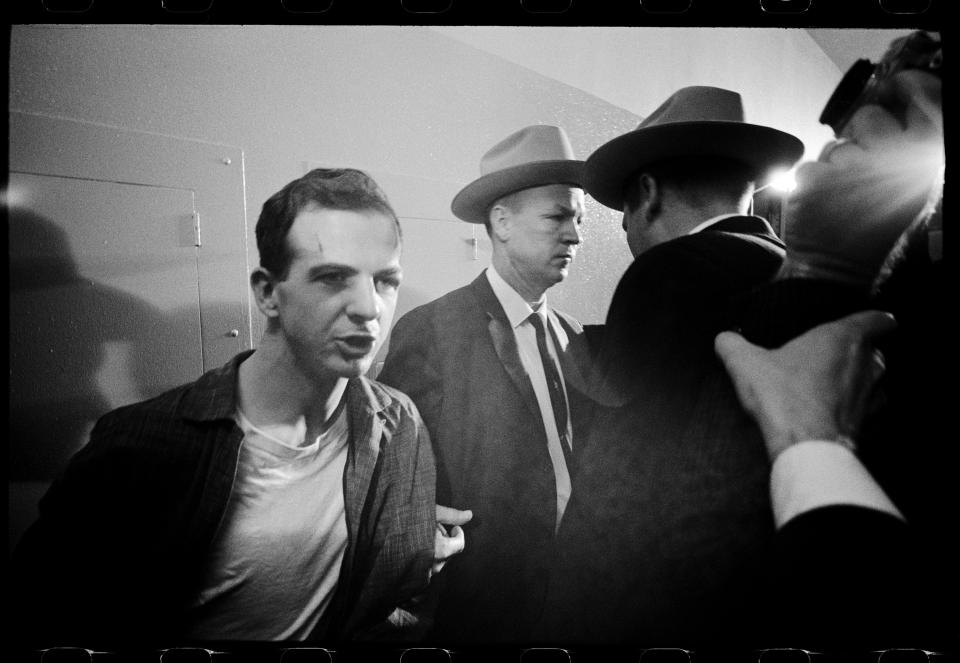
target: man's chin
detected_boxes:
[329,357,375,380]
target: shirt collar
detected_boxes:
[179,349,253,422]
[687,213,743,236]
[180,350,392,423]
[486,265,548,330]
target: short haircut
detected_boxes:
[256,168,401,279]
[483,189,528,236]
[622,156,758,212]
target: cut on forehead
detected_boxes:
[295,203,401,245]
[284,206,402,263]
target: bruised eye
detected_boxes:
[376,274,402,291]
[312,271,349,286]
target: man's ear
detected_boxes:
[251,268,281,318]
[489,204,511,242]
[637,173,661,223]
[638,173,663,220]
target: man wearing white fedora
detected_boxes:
[379,124,592,642]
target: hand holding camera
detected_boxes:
[778,32,943,288]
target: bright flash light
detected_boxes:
[768,169,797,193]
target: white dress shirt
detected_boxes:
[486,266,572,531]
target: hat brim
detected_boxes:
[584,122,805,210]
[451,160,586,224]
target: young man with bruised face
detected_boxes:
[11,168,467,647]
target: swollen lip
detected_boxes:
[339,336,375,353]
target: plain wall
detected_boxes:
[434,26,849,161]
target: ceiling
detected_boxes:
[805,28,913,73]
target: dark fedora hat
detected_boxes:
[452,125,585,224]
[584,86,804,210]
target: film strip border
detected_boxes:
[16,645,957,663]
[6,0,946,28]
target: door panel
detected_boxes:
[9,173,204,479]
[8,112,249,553]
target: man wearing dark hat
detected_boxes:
[539,84,939,646]
[536,86,811,644]
[379,124,591,642]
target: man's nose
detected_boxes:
[346,278,382,321]
[562,217,582,245]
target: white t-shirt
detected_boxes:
[186,405,350,640]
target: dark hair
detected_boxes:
[622,156,758,212]
[256,168,401,278]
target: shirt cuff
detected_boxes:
[770,440,905,529]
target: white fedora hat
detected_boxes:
[451,125,585,224]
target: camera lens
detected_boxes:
[819,59,876,132]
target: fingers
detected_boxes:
[435,524,466,559]
[433,504,471,574]
[714,330,762,377]
[432,522,467,576]
[831,310,898,344]
[831,312,896,438]
[713,330,768,413]
[436,504,473,528]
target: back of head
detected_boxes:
[256,168,400,279]
[623,156,758,214]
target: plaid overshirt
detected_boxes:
[11,351,436,647]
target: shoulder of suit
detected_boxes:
[550,307,584,334]
[389,283,483,348]
[399,282,476,319]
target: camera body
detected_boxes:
[819,31,942,136]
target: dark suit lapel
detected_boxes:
[549,312,591,397]
[548,312,597,471]
[470,272,542,420]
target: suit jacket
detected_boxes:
[537,216,788,645]
[378,270,591,643]
[539,215,948,649]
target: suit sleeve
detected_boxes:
[766,504,947,649]
[379,308,453,504]
[379,310,443,447]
